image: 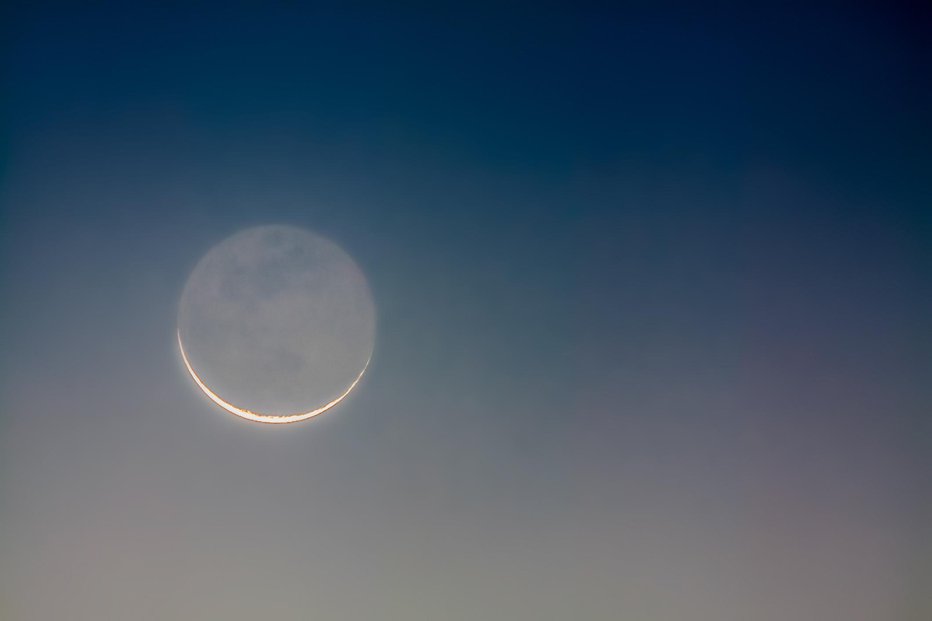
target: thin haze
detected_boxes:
[1,4,930,621]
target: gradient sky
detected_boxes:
[1,4,930,620]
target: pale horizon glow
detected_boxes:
[177,330,370,424]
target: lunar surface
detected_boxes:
[177,225,375,423]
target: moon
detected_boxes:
[177,225,375,424]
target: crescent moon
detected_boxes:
[177,330,370,425]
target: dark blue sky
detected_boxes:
[2,4,930,620]
[6,4,929,179]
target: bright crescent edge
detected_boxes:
[177,330,370,424]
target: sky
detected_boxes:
[1,3,930,620]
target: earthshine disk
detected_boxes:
[177,225,375,424]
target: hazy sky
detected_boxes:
[1,4,930,620]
